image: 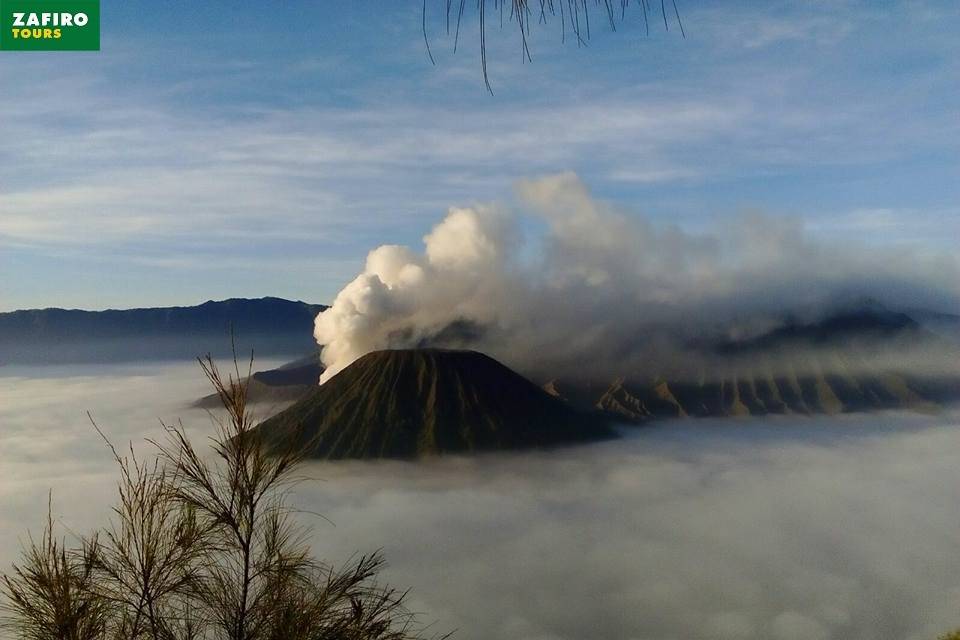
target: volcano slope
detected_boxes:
[253,349,612,459]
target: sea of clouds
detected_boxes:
[3,362,960,640]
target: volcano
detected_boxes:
[253,349,612,459]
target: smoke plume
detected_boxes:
[314,173,960,383]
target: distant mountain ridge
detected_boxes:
[548,366,952,422]
[0,297,327,364]
[709,306,922,355]
[0,297,326,338]
[548,305,960,420]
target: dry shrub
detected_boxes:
[2,352,445,640]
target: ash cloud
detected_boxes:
[314,173,960,383]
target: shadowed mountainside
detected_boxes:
[253,349,612,459]
[707,304,928,355]
[567,366,953,421]
[193,352,324,408]
[546,306,960,421]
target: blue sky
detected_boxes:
[0,0,957,311]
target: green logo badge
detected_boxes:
[0,0,99,51]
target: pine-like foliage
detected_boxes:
[1,352,444,640]
[424,0,685,91]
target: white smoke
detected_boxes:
[314,204,516,382]
[314,172,960,383]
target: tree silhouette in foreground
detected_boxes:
[1,354,442,640]
[423,0,685,92]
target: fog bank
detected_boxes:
[3,364,960,639]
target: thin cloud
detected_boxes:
[2,1,958,310]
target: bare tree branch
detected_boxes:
[423,0,686,92]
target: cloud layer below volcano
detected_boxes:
[5,363,960,640]
[301,412,960,640]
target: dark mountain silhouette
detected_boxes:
[253,349,612,459]
[0,297,326,364]
[578,367,951,421]
[194,352,324,409]
[250,352,325,386]
[709,305,923,355]
[546,305,960,421]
